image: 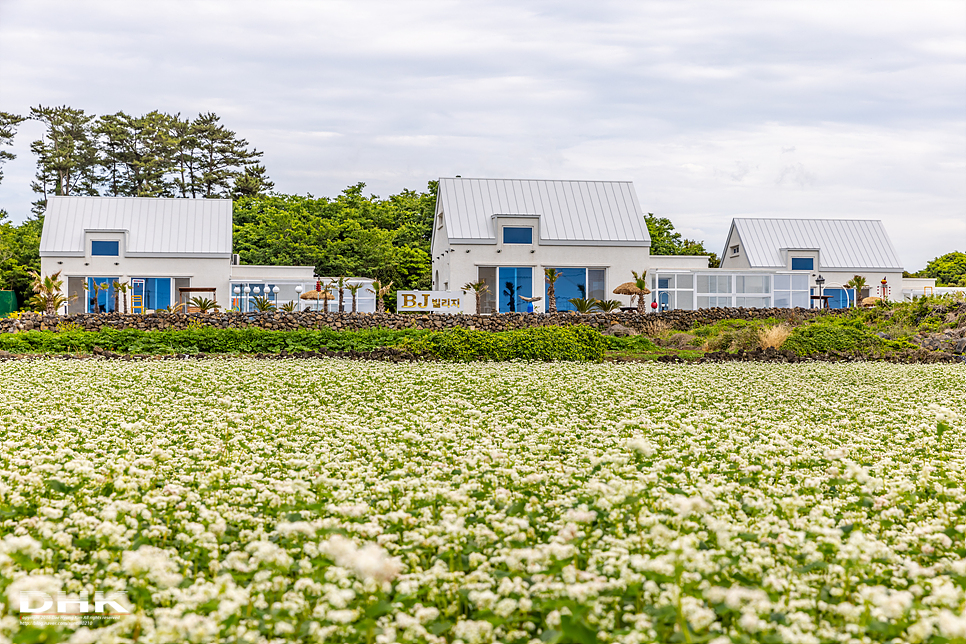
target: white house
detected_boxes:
[717,218,911,307]
[432,178,934,312]
[40,196,376,313]
[431,177,707,312]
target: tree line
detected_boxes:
[0,106,273,213]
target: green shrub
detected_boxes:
[399,326,605,362]
[781,318,912,356]
[0,327,431,356]
[0,326,604,362]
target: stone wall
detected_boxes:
[1,307,841,334]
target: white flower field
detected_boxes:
[0,359,964,644]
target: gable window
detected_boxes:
[730,245,739,255]
[791,257,813,271]
[503,227,532,244]
[91,240,119,256]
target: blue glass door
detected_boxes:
[87,278,116,313]
[546,268,586,312]
[498,268,532,312]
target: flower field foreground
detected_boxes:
[0,360,964,644]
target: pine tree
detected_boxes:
[191,113,265,198]
[29,105,100,213]
[0,112,25,186]
[95,111,178,197]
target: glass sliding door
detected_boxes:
[86,277,116,313]
[498,267,532,313]
[546,268,586,312]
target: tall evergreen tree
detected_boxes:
[95,111,178,197]
[0,111,25,186]
[29,105,100,213]
[191,112,264,198]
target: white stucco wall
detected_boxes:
[42,254,233,313]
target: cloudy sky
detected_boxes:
[1,0,963,269]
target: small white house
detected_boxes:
[431,177,707,312]
[718,218,914,307]
[39,196,375,313]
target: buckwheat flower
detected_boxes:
[938,610,966,638]
[1,534,42,559]
[121,545,183,588]
[907,618,934,643]
[6,574,63,608]
[626,437,654,456]
[453,619,494,644]
[327,608,358,624]
[669,495,710,517]
[320,535,401,584]
[564,509,597,524]
[277,521,316,538]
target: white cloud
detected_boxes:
[0,0,962,269]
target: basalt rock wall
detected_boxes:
[1,307,842,334]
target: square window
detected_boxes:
[730,245,739,255]
[503,227,532,244]
[791,257,813,271]
[91,240,119,256]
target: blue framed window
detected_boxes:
[503,227,532,244]
[86,277,116,313]
[546,268,586,311]
[91,240,119,256]
[791,257,813,271]
[498,267,532,312]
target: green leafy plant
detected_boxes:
[593,299,623,312]
[189,297,221,313]
[29,270,68,315]
[462,280,490,314]
[567,297,599,314]
[544,268,560,313]
[252,296,276,312]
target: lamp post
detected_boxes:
[815,274,826,309]
[295,284,303,311]
[233,286,240,311]
[272,285,280,308]
[243,285,251,312]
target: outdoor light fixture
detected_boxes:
[233,286,240,295]
[272,286,280,294]
[253,286,261,295]
[243,286,251,294]
[815,274,826,309]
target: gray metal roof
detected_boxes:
[729,218,903,270]
[437,177,651,246]
[40,196,233,257]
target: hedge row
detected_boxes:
[399,326,605,362]
[0,326,606,362]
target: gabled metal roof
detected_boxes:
[728,218,903,270]
[436,178,651,246]
[40,196,233,257]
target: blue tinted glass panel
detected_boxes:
[503,227,532,244]
[546,268,586,312]
[498,267,532,312]
[145,278,171,310]
[87,277,116,313]
[91,240,119,256]
[791,257,813,270]
[824,288,853,309]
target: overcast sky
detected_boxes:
[1,0,963,269]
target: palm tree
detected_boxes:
[321,281,334,313]
[189,297,221,313]
[367,280,393,313]
[844,275,867,307]
[28,270,68,315]
[594,299,623,312]
[631,270,648,314]
[347,283,363,313]
[544,268,560,313]
[111,281,132,314]
[568,297,598,313]
[252,296,275,312]
[335,276,347,313]
[462,280,490,314]
[83,279,110,313]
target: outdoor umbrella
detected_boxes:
[300,289,334,311]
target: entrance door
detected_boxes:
[497,267,532,313]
